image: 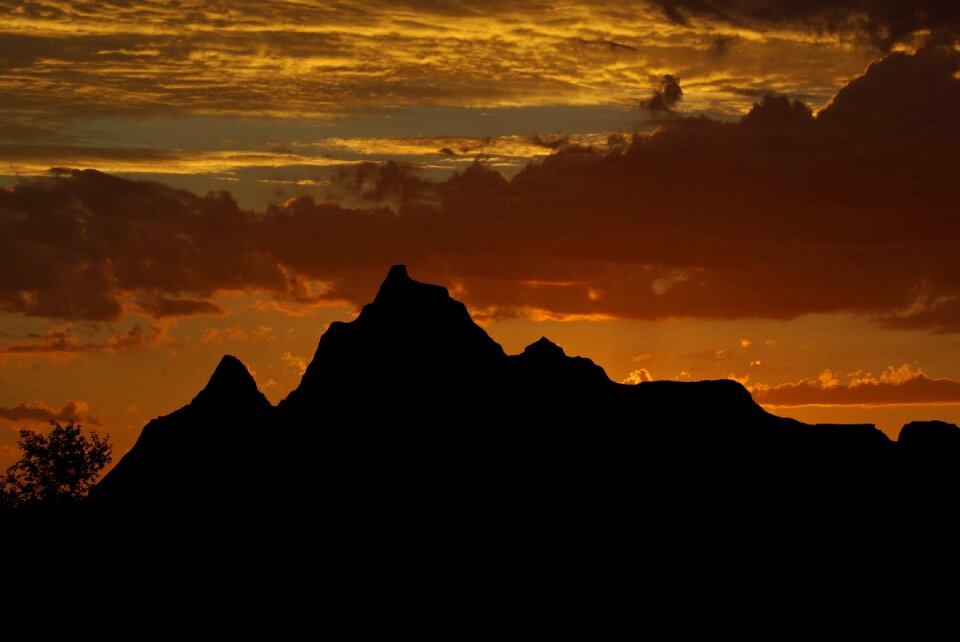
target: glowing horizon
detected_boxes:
[2,1,960,468]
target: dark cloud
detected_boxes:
[709,34,737,56]
[325,160,435,208]
[740,93,814,127]
[649,0,960,49]
[528,134,570,150]
[0,172,289,320]
[574,38,639,54]
[817,44,960,139]
[645,75,683,112]
[0,400,102,426]
[0,46,958,331]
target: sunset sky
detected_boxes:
[2,1,960,467]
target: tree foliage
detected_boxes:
[1,420,112,509]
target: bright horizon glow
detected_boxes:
[2,1,959,470]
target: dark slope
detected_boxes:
[280,264,506,416]
[508,336,612,394]
[898,420,960,491]
[92,266,960,520]
[900,420,960,451]
[92,355,273,512]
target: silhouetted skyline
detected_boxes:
[2,3,960,468]
[92,265,960,515]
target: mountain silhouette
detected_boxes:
[280,264,505,415]
[94,355,273,513]
[91,265,960,521]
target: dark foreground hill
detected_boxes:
[93,265,960,523]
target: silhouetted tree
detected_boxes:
[0,420,111,510]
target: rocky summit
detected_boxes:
[93,265,960,523]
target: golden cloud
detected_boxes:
[753,364,960,406]
[0,1,875,120]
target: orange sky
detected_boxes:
[2,1,960,468]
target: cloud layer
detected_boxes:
[0,46,958,336]
[0,0,876,124]
[753,365,960,406]
[649,0,960,49]
[0,324,168,355]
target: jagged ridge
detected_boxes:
[92,265,960,517]
[93,355,272,509]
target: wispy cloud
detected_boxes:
[0,399,102,426]
[0,145,359,176]
[0,323,169,356]
[753,365,960,406]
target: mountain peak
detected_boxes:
[372,264,418,302]
[512,336,612,389]
[280,265,506,411]
[523,337,565,359]
[193,354,264,406]
[386,263,411,283]
[366,264,457,315]
[899,420,960,450]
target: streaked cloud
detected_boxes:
[753,364,960,406]
[0,323,170,356]
[0,1,875,124]
[648,1,960,50]
[0,145,359,176]
[315,132,613,161]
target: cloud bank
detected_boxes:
[0,46,958,334]
[753,365,960,406]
